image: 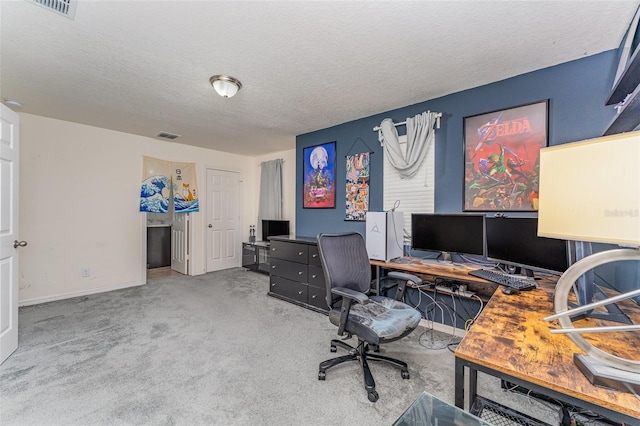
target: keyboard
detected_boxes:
[468,269,537,290]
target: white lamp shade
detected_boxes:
[210,75,242,98]
[538,130,640,246]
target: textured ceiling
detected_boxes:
[1,1,639,156]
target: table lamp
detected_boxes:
[537,130,640,393]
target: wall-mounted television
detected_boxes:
[262,220,290,242]
[605,6,640,135]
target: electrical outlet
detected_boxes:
[82,267,90,277]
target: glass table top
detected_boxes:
[393,391,491,426]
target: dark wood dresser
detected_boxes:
[267,236,328,313]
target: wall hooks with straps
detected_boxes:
[345,136,375,157]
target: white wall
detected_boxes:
[17,114,297,305]
[254,149,296,233]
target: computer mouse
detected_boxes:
[502,287,520,295]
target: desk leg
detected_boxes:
[468,365,477,410]
[455,357,478,411]
[454,357,465,409]
[374,265,380,295]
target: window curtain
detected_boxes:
[257,159,283,237]
[140,156,199,213]
[377,111,439,179]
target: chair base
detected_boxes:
[317,338,410,402]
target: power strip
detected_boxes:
[434,285,475,298]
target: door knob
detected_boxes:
[208,224,213,228]
[14,240,28,248]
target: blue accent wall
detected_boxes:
[296,50,618,238]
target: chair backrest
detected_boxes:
[316,232,372,308]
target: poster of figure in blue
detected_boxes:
[303,142,336,208]
[345,152,370,221]
[140,157,200,213]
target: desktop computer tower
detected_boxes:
[365,211,404,261]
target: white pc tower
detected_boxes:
[365,211,404,261]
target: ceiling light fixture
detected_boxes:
[3,99,23,108]
[209,75,242,98]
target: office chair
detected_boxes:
[316,232,422,402]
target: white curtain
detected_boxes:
[378,111,438,179]
[257,159,283,237]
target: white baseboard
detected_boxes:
[18,280,145,307]
[419,318,467,338]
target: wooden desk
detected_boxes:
[370,257,500,301]
[370,257,491,284]
[454,280,640,423]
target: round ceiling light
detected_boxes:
[3,99,23,108]
[209,75,242,98]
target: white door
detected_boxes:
[171,211,188,275]
[1,104,20,364]
[206,169,241,272]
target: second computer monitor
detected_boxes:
[411,214,485,261]
[485,216,569,275]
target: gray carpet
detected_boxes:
[0,268,560,425]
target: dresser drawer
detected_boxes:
[308,245,322,266]
[270,241,308,263]
[307,285,328,311]
[270,258,308,282]
[269,276,307,304]
[308,265,325,288]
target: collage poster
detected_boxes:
[345,152,370,221]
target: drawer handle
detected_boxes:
[298,271,303,275]
[298,251,304,256]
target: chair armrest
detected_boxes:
[387,272,422,284]
[331,287,369,304]
[331,287,369,336]
[387,272,422,302]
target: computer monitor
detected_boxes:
[485,216,569,276]
[411,214,485,263]
[262,219,290,241]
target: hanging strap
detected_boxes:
[345,136,375,156]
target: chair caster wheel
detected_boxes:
[318,371,326,380]
[401,370,410,379]
[330,345,337,352]
[367,391,379,402]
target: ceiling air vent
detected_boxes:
[156,132,181,140]
[29,0,77,19]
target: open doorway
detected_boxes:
[145,191,189,276]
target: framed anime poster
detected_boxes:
[463,100,548,211]
[303,141,336,208]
